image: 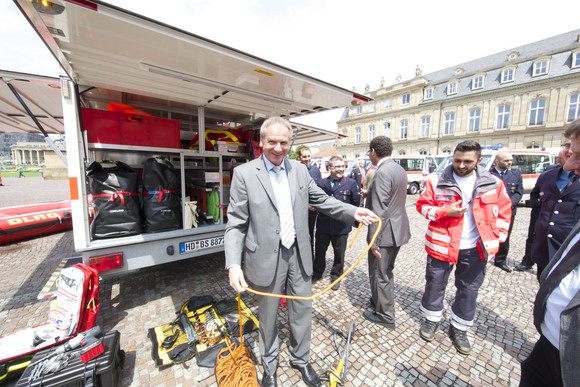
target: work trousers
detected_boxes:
[520,209,539,267]
[253,242,312,375]
[520,335,563,387]
[495,212,515,266]
[313,232,348,280]
[420,248,486,330]
[368,246,400,324]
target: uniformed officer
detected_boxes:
[530,136,580,280]
[313,156,360,290]
[490,151,523,272]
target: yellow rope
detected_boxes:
[215,219,380,386]
[243,218,381,300]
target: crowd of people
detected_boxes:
[224,116,580,387]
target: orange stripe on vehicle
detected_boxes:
[69,177,79,201]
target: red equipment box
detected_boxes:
[81,108,181,149]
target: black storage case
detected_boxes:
[16,331,123,387]
[142,158,181,233]
[88,160,143,239]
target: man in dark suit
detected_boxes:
[313,156,360,290]
[297,146,322,256]
[225,117,377,387]
[362,136,411,328]
[520,118,580,387]
[515,151,565,272]
[349,159,366,190]
[530,135,580,280]
[490,151,523,272]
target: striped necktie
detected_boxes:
[273,166,295,249]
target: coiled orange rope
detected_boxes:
[214,219,380,386]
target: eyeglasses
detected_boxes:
[330,165,345,169]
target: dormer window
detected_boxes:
[472,74,485,90]
[501,67,516,84]
[508,51,520,61]
[356,105,362,115]
[454,68,464,76]
[572,50,580,69]
[447,81,458,95]
[533,58,550,77]
[424,88,433,100]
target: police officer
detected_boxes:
[313,156,360,290]
[530,135,580,280]
[490,151,523,272]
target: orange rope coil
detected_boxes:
[215,219,380,386]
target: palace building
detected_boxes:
[337,29,580,158]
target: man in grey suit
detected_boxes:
[225,117,378,387]
[362,136,411,328]
[520,118,580,387]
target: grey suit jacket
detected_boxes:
[365,158,411,248]
[225,157,356,287]
[539,219,580,387]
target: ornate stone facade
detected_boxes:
[338,29,580,158]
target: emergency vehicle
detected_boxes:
[7,0,369,276]
[389,155,439,194]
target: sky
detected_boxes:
[1,0,579,130]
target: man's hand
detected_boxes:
[228,266,248,293]
[360,189,367,199]
[308,205,316,212]
[354,208,378,225]
[446,200,468,217]
[371,247,381,258]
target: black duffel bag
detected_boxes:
[88,160,143,239]
[142,158,181,233]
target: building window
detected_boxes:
[468,109,481,132]
[420,117,430,138]
[496,104,511,130]
[533,59,549,76]
[447,82,458,95]
[400,120,408,139]
[419,150,427,155]
[568,94,580,122]
[356,105,362,115]
[385,98,392,109]
[369,125,375,141]
[383,122,391,137]
[444,113,455,135]
[472,75,484,90]
[369,102,376,112]
[402,94,410,105]
[573,51,580,69]
[501,68,515,83]
[529,99,546,126]
[355,127,361,144]
[341,129,347,145]
[424,88,433,100]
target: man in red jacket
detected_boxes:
[416,141,512,355]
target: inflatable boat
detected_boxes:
[0,201,72,245]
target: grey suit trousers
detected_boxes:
[253,242,312,374]
[368,246,400,323]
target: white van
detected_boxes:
[389,155,439,194]
[427,148,553,204]
[11,0,368,276]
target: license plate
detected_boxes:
[180,236,224,254]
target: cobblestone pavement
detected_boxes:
[0,180,539,386]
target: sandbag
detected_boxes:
[142,158,181,233]
[88,160,142,239]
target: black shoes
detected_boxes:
[514,263,533,272]
[290,362,320,387]
[419,320,440,342]
[331,281,340,291]
[362,310,395,329]
[495,263,512,273]
[261,372,277,387]
[311,275,322,283]
[449,326,471,355]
